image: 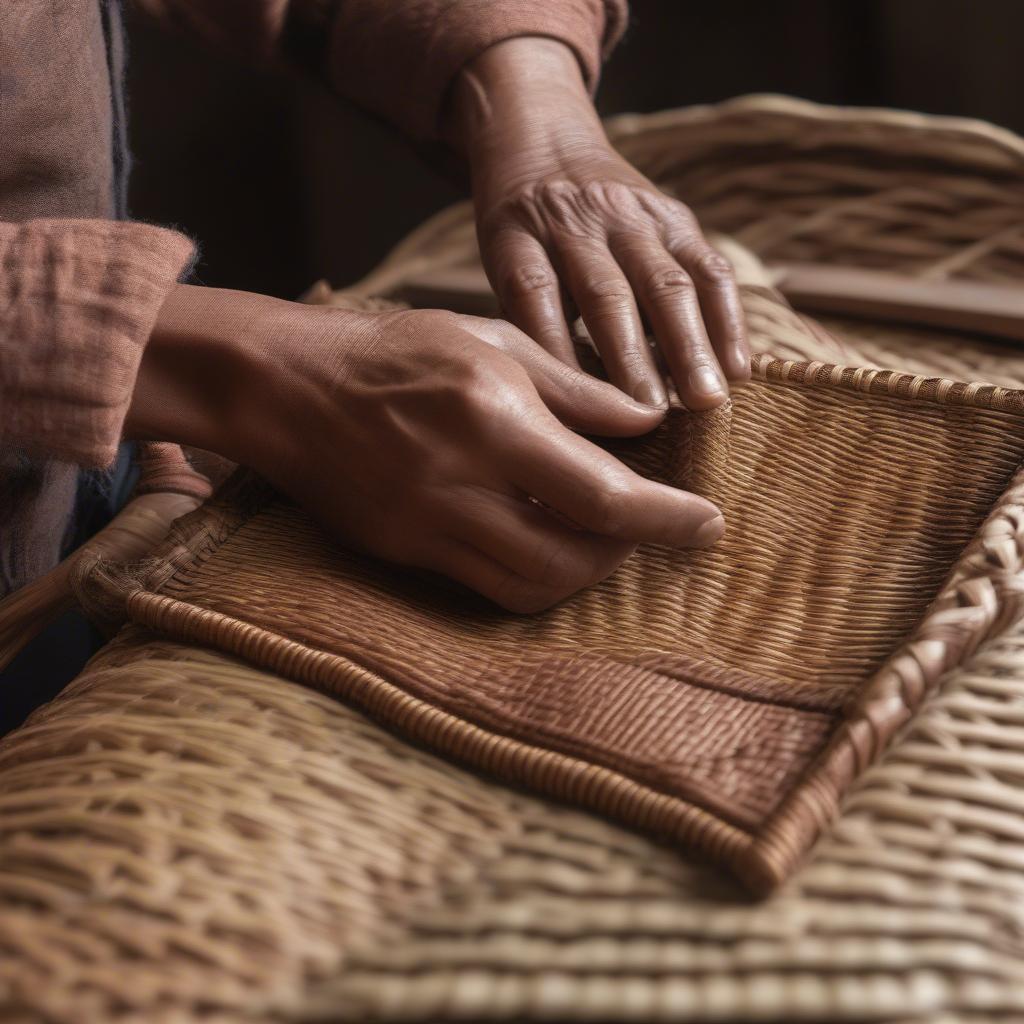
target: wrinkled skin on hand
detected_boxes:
[449,38,751,411]
[132,289,724,613]
[258,309,725,612]
[130,40,745,614]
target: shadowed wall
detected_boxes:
[125,0,1024,299]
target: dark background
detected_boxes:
[125,0,1024,300]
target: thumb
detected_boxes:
[463,317,666,437]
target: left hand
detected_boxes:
[447,38,750,411]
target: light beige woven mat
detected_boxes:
[2,621,1023,1022]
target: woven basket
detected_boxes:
[4,95,1024,1022]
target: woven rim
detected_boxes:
[751,353,1024,411]
[605,93,1024,171]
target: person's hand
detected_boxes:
[129,287,725,612]
[447,38,750,411]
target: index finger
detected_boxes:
[502,411,724,548]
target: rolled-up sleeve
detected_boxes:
[0,219,195,467]
[135,0,628,139]
[324,1,627,139]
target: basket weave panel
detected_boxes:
[71,336,1024,893]
[606,95,1024,284]
[159,377,1024,697]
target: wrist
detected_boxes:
[129,284,320,466]
[127,285,262,460]
[446,37,605,169]
[128,285,383,479]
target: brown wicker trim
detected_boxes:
[750,456,1024,887]
[751,353,1024,412]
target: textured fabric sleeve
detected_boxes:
[0,219,195,468]
[325,1,628,139]
[134,1,628,139]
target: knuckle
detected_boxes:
[691,249,734,284]
[447,356,515,419]
[528,180,576,218]
[417,307,462,330]
[580,179,633,209]
[559,367,595,405]
[533,541,582,591]
[503,262,556,299]
[501,181,647,239]
[645,266,695,298]
[536,179,575,203]
[588,477,632,536]
[579,276,633,308]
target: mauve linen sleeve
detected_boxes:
[0,219,195,468]
[136,0,628,138]
[324,1,628,138]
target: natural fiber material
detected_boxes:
[65,93,1024,894]
[77,342,1024,891]
[607,94,1024,282]
[2,617,1023,1022]
[6,94,1024,1021]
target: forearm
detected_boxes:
[125,284,366,470]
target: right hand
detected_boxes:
[131,288,725,613]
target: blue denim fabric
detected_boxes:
[0,444,137,735]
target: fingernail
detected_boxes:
[631,381,667,409]
[689,366,726,399]
[692,513,725,547]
